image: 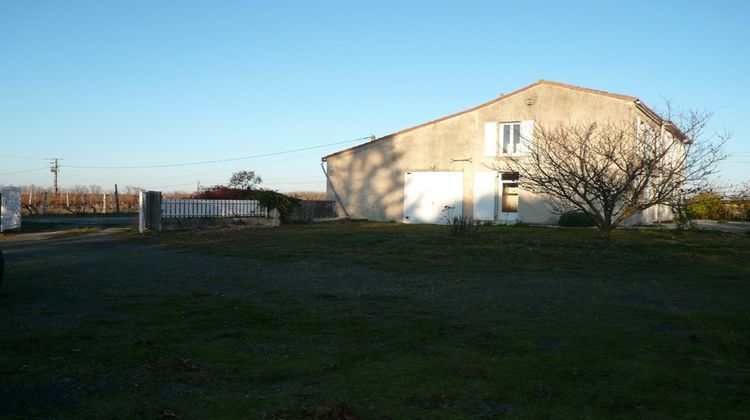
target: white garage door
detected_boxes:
[403,172,463,224]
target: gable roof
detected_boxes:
[323,80,681,160]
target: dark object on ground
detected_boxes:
[290,200,337,222]
[300,402,360,419]
[559,211,595,227]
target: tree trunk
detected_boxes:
[598,225,613,240]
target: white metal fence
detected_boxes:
[1,186,22,232]
[161,199,268,218]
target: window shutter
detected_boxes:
[474,172,496,221]
[484,122,498,157]
[520,120,534,155]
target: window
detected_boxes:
[502,123,521,154]
[484,120,533,157]
[501,183,519,212]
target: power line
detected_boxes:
[266,181,322,185]
[0,167,49,176]
[150,181,202,189]
[60,148,328,183]
[0,154,48,160]
[253,148,330,168]
[64,136,373,169]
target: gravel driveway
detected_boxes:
[0,228,409,416]
[1,225,748,418]
[1,228,403,318]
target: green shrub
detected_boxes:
[245,189,299,224]
[687,192,724,220]
[559,211,595,227]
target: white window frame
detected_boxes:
[484,120,533,157]
[500,122,522,156]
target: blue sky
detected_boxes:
[1,0,748,192]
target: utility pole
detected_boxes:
[47,158,62,194]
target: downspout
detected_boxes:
[320,159,350,219]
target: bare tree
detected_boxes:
[490,107,728,239]
[123,186,142,195]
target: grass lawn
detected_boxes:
[1,222,749,418]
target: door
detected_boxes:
[472,172,519,224]
[403,172,463,224]
[498,176,519,224]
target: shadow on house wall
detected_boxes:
[326,143,406,222]
[327,141,562,226]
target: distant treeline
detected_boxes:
[15,185,191,216]
[11,184,326,216]
[688,191,750,221]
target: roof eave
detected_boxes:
[323,80,669,159]
[635,101,689,141]
[322,81,549,160]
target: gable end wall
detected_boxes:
[325,84,640,223]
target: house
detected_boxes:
[321,80,680,225]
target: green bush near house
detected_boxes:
[558,211,595,227]
[687,192,724,219]
[244,189,299,224]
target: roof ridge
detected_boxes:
[323,80,641,160]
[537,80,639,102]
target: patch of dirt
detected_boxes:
[299,402,361,419]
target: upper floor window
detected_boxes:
[502,123,521,154]
[484,120,533,157]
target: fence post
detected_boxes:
[268,208,281,226]
[138,191,146,233]
[114,184,120,214]
[146,191,162,232]
[139,191,162,233]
